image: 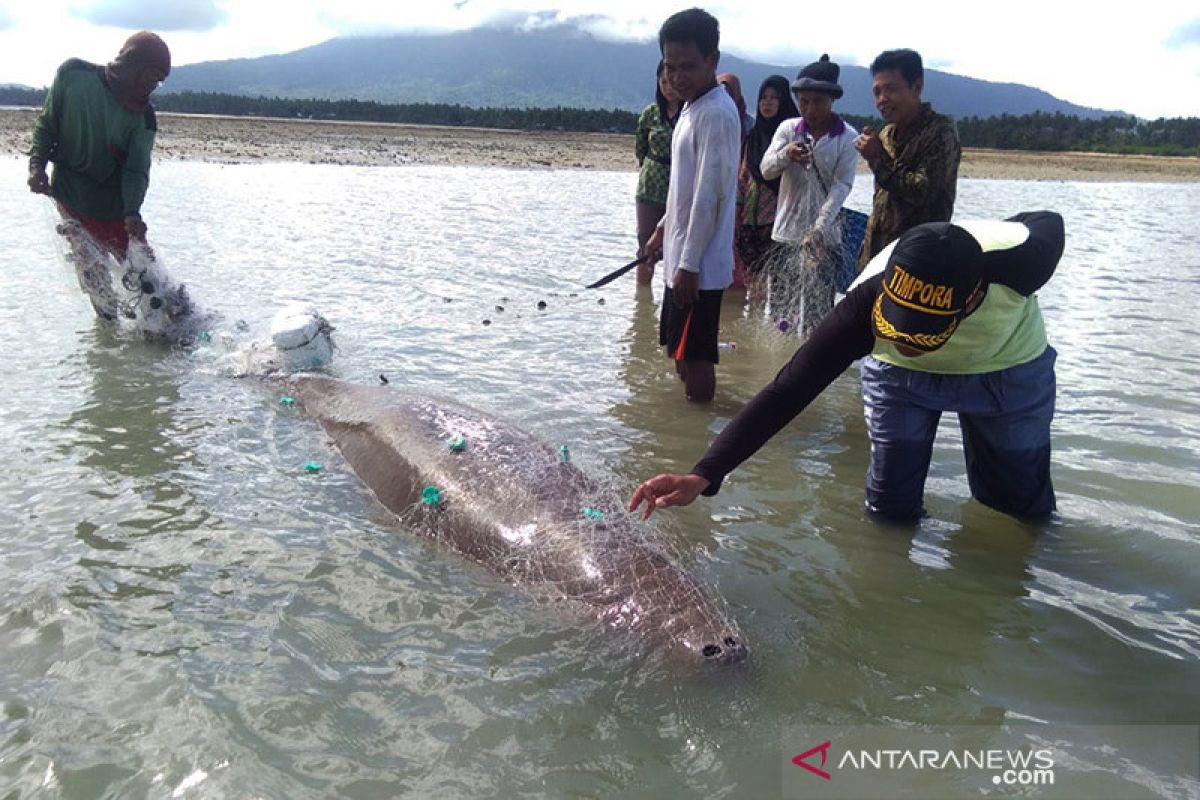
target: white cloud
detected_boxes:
[1165,17,1200,48]
[70,0,228,32]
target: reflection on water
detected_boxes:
[0,156,1197,797]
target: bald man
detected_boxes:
[28,32,171,318]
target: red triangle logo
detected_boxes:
[792,740,832,781]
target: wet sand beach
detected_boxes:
[3,107,1199,182]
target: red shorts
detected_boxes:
[60,205,129,260]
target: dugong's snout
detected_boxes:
[605,592,749,665]
[669,608,748,664]
[616,550,749,665]
[698,631,749,664]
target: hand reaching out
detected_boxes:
[628,473,711,520]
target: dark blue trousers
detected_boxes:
[860,346,1057,523]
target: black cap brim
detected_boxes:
[790,77,843,99]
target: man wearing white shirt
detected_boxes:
[760,54,859,335]
[643,7,741,403]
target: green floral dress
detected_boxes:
[634,104,674,206]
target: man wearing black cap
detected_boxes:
[630,210,1065,524]
[854,48,961,271]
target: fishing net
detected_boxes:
[754,239,842,344]
[55,217,209,344]
[740,175,846,338]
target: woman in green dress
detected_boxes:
[633,61,681,285]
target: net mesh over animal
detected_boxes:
[288,377,747,664]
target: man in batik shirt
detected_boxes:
[854,48,961,269]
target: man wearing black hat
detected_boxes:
[630,210,1065,524]
[854,48,961,271]
[760,54,859,335]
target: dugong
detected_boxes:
[286,375,748,664]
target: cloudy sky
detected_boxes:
[1,0,1197,118]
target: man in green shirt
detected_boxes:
[27,31,170,318]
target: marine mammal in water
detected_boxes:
[285,375,748,664]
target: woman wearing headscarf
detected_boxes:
[716,73,754,139]
[633,61,682,285]
[734,75,799,283]
[27,32,171,317]
[760,54,859,335]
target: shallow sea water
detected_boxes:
[0,155,1197,798]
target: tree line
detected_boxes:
[3,86,1197,155]
[1,87,635,134]
[840,112,1200,156]
[955,112,1200,156]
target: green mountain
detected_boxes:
[161,24,1118,120]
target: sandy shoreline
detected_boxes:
[4,107,1199,182]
